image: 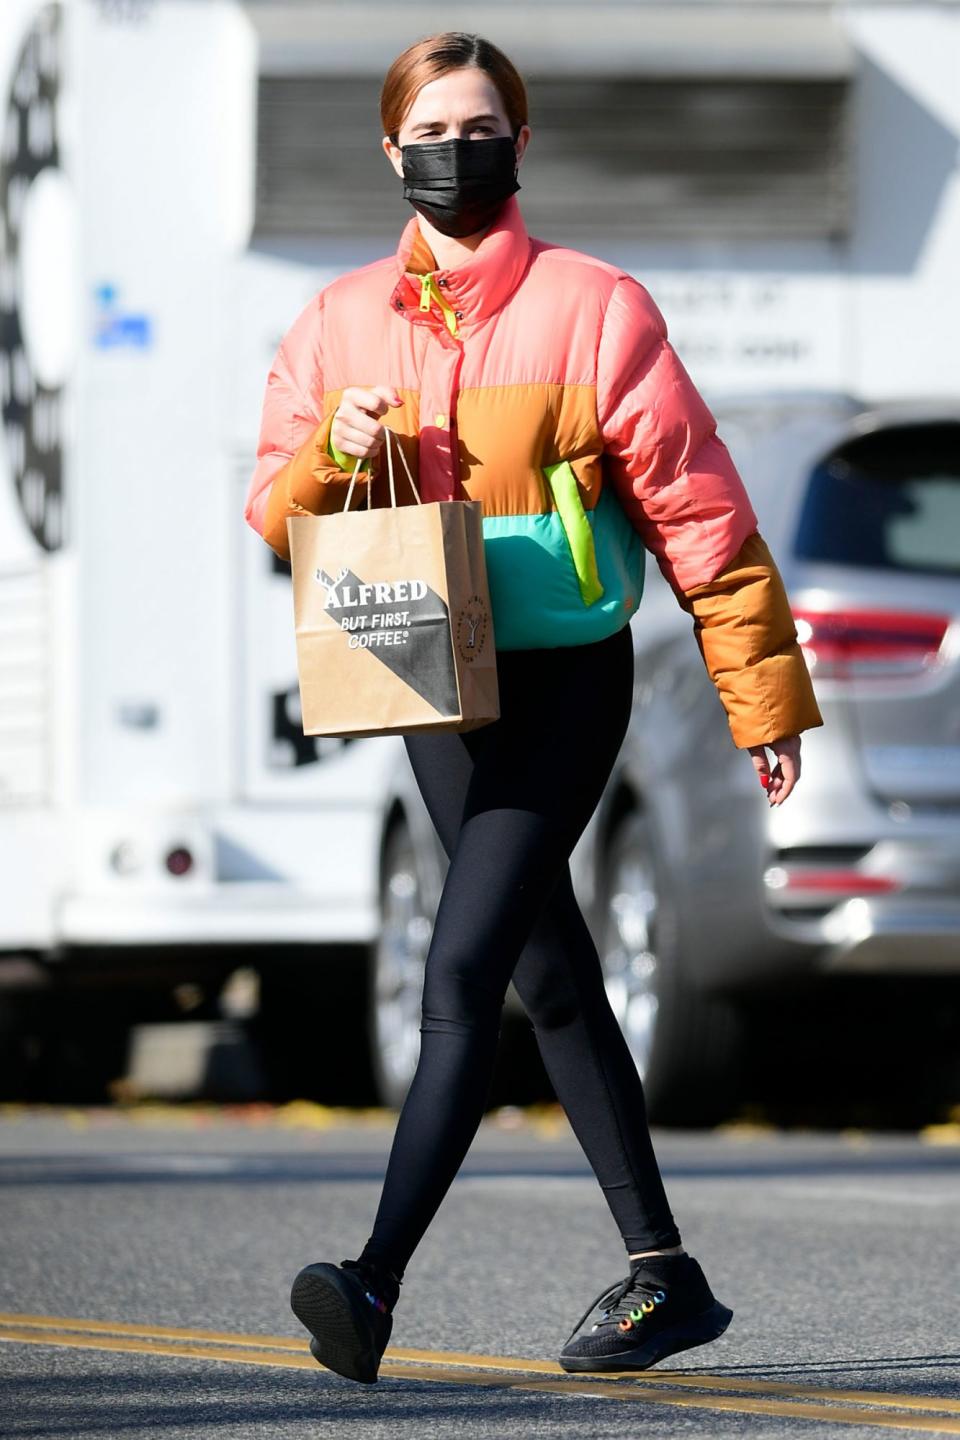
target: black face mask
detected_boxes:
[400,135,520,238]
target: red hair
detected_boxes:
[380,32,528,143]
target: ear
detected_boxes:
[514,124,532,168]
[382,135,404,180]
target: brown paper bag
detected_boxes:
[286,428,500,739]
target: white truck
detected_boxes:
[0,0,409,1096]
[1,0,956,1102]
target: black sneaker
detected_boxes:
[558,1253,733,1373]
[290,1257,401,1384]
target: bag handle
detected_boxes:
[342,425,423,513]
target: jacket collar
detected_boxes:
[390,195,531,330]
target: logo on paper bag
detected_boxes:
[454,594,490,664]
[316,566,459,715]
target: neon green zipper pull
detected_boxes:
[416,272,459,337]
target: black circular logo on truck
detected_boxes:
[0,3,65,552]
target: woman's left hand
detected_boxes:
[747,735,802,806]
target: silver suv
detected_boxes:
[372,394,960,1123]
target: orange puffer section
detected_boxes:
[260,392,423,560]
[677,531,824,748]
[455,383,602,518]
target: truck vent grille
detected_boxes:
[0,565,49,805]
[254,74,851,243]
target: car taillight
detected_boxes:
[791,607,951,680]
[764,866,900,895]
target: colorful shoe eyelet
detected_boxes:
[629,1307,644,1322]
[654,1290,666,1304]
[618,1317,633,1331]
[641,1299,655,1313]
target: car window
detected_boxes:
[794,422,960,578]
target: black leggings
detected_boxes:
[359,621,682,1280]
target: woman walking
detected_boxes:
[244,32,823,1387]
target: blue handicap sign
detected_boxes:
[92,283,153,349]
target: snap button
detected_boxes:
[454,311,463,320]
[395,300,404,310]
[435,413,447,428]
[438,278,448,288]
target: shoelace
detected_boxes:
[565,1270,668,1341]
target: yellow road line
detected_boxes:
[0,1315,957,1433]
[2,1312,958,1413]
[0,1327,315,1369]
[0,1311,307,1351]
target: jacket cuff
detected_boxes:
[327,429,370,475]
[262,409,369,559]
[676,531,825,748]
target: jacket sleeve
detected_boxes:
[675,531,824,748]
[596,275,823,748]
[243,291,368,562]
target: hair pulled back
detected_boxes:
[380,32,528,143]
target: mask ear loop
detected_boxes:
[341,427,423,512]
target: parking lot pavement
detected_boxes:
[1,1104,959,1438]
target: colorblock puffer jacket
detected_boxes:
[244,195,823,750]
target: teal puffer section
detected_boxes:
[482,484,647,650]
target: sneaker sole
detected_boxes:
[558,1299,734,1373]
[290,1264,385,1385]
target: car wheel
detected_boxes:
[369,821,433,1108]
[600,811,743,1127]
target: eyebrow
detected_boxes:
[410,114,501,132]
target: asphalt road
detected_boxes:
[1,1103,959,1438]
